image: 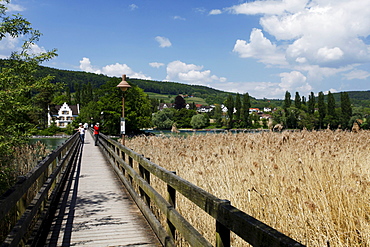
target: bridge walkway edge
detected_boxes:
[42,131,161,246]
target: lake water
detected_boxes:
[29,137,69,151]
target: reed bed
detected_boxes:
[127,130,370,247]
[0,141,49,242]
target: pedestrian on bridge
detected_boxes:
[78,123,85,144]
[94,123,100,146]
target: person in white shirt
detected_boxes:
[78,123,85,144]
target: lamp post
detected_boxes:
[116,74,131,145]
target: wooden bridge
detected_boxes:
[0,131,305,247]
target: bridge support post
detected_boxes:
[216,200,231,247]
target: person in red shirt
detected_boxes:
[93,123,100,146]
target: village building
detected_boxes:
[48,102,79,128]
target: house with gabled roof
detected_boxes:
[48,102,79,128]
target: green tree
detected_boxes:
[317,91,326,128]
[95,77,152,134]
[294,92,301,109]
[242,93,251,128]
[0,1,58,192]
[152,108,175,129]
[174,95,186,109]
[212,104,223,128]
[225,94,234,128]
[190,114,209,129]
[308,92,315,114]
[235,93,241,121]
[283,91,291,111]
[340,92,352,129]
[324,91,338,129]
[173,108,196,128]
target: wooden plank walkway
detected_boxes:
[43,132,161,246]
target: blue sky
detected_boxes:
[2,0,370,99]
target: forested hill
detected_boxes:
[32,65,370,108]
[33,64,237,105]
[2,59,369,107]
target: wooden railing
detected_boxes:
[98,133,305,247]
[0,133,81,247]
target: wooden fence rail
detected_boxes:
[0,133,81,247]
[98,133,305,247]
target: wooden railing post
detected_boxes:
[166,171,176,241]
[128,156,133,184]
[216,200,231,247]
[139,157,151,206]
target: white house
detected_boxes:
[48,102,79,128]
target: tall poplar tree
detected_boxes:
[225,94,234,128]
[242,93,251,128]
[317,91,326,128]
[340,92,352,129]
[294,92,301,109]
[308,92,315,114]
[283,91,291,111]
[235,93,241,121]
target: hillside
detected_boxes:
[8,62,369,108]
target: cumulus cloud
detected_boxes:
[0,35,18,58]
[233,28,287,65]
[149,62,165,68]
[155,36,172,48]
[0,35,47,58]
[166,60,226,85]
[79,57,151,79]
[279,71,312,94]
[228,0,370,94]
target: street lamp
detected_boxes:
[116,74,131,145]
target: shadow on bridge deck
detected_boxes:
[41,132,161,246]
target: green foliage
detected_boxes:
[225,94,234,128]
[341,92,352,129]
[191,114,209,129]
[173,108,196,128]
[0,2,57,192]
[318,91,326,128]
[242,93,251,128]
[36,124,62,136]
[284,91,291,110]
[152,108,175,129]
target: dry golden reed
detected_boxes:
[127,130,370,247]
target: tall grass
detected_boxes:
[127,130,370,247]
[0,141,49,242]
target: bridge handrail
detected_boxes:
[98,133,305,247]
[0,132,81,246]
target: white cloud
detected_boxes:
[6,3,25,12]
[129,4,138,11]
[173,16,186,21]
[166,60,226,85]
[342,69,370,80]
[233,28,287,65]
[228,0,370,95]
[0,35,18,58]
[79,57,151,79]
[209,9,222,15]
[149,62,164,68]
[155,36,172,48]
[278,71,312,95]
